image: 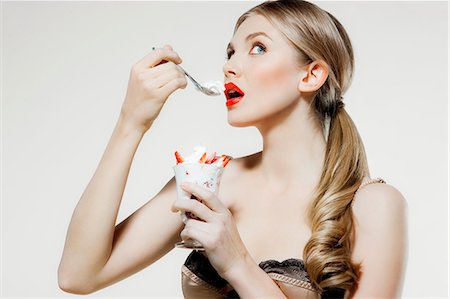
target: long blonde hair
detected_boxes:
[235,0,370,293]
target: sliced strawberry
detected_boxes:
[205,151,217,164]
[175,151,184,164]
[198,152,207,163]
[212,155,224,166]
[223,157,230,167]
[220,154,232,167]
[217,154,226,167]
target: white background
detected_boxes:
[2,1,448,298]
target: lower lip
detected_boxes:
[226,96,244,107]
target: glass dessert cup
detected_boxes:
[173,163,225,251]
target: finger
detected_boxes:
[140,68,184,91]
[180,219,210,242]
[137,61,183,82]
[139,64,186,89]
[181,182,226,213]
[134,46,182,70]
[171,198,216,222]
[158,76,188,98]
[152,45,176,67]
[152,70,186,90]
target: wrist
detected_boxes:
[116,115,148,138]
[220,254,287,299]
[221,253,255,284]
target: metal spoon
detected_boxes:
[178,66,222,96]
[152,47,222,96]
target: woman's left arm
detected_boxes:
[172,182,288,299]
[346,183,408,298]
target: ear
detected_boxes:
[298,60,329,93]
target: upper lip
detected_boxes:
[224,82,245,101]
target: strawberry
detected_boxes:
[198,152,207,163]
[175,151,184,164]
[223,158,230,167]
[223,157,230,167]
[205,151,217,164]
[221,154,232,167]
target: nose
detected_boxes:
[223,58,241,78]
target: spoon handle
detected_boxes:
[177,66,203,91]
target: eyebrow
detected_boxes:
[227,32,272,51]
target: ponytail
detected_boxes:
[303,105,370,292]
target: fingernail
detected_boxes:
[182,182,189,188]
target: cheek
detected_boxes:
[250,60,298,100]
[227,59,299,127]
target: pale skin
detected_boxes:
[58,13,408,299]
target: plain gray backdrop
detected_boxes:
[2,1,448,298]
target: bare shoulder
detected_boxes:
[349,181,408,296]
[217,151,262,207]
[352,181,408,225]
[352,181,408,242]
[219,150,262,184]
[224,152,262,176]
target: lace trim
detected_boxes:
[183,262,320,295]
[268,273,319,293]
[356,177,386,193]
[181,265,231,295]
[259,258,311,282]
[184,251,229,288]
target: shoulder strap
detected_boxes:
[355,177,386,194]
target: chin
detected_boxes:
[226,96,297,128]
[227,117,252,128]
[227,113,254,127]
[227,110,265,128]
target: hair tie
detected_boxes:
[336,97,345,110]
[327,96,344,120]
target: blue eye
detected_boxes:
[225,43,266,60]
[250,43,266,55]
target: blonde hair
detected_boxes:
[235,0,370,293]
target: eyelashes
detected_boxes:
[226,42,266,60]
[250,43,266,55]
[226,49,234,60]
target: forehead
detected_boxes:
[229,14,282,45]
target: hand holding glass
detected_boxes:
[173,163,224,251]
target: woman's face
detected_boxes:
[223,14,303,127]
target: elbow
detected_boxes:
[58,267,96,295]
[58,278,93,295]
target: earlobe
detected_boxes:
[298,60,329,93]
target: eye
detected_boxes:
[250,43,266,55]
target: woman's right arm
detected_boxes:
[57,45,187,294]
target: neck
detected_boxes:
[254,100,327,195]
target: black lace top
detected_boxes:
[183,251,344,298]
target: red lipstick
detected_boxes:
[224,82,245,107]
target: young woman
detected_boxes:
[58,0,407,298]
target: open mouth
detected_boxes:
[224,82,245,106]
